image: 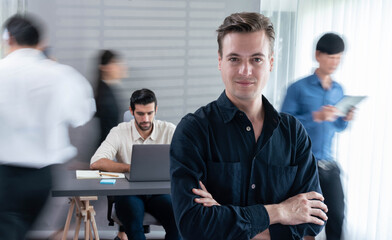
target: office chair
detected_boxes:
[123,110,132,122]
[106,196,160,233]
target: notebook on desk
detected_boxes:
[125,144,171,182]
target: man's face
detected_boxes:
[131,103,156,132]
[316,51,342,75]
[218,31,274,103]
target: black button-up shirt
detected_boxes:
[170,91,323,240]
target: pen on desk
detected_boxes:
[99,173,119,177]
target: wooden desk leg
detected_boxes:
[84,216,90,240]
[74,197,83,240]
[89,207,100,240]
[83,199,90,240]
[73,212,81,240]
[80,196,99,240]
[89,227,93,240]
[62,196,98,240]
[62,198,75,240]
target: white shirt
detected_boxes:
[91,119,175,165]
[0,48,95,168]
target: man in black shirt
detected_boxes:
[170,12,327,240]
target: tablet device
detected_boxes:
[125,144,170,182]
[335,95,367,117]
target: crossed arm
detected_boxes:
[171,113,327,239]
[90,158,129,173]
[193,181,328,240]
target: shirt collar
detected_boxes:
[216,90,281,128]
[311,72,338,89]
[131,119,157,142]
[262,95,281,129]
[102,79,121,86]
[149,120,158,141]
[6,48,45,60]
[216,91,240,124]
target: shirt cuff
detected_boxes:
[246,204,270,238]
[270,224,296,239]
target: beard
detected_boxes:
[135,119,152,131]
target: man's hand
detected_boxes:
[313,105,339,122]
[193,182,271,239]
[343,107,355,121]
[192,181,220,207]
[90,158,130,173]
[266,191,328,226]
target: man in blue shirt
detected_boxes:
[281,33,354,240]
[170,12,328,240]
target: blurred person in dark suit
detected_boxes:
[0,14,95,240]
[95,49,128,145]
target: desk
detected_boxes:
[51,170,170,240]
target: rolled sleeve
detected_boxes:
[247,204,270,237]
[90,128,119,165]
[334,117,349,132]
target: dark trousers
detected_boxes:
[115,194,180,240]
[318,160,345,240]
[0,165,52,240]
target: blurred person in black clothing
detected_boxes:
[95,50,128,144]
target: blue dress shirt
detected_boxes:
[281,73,348,161]
[170,91,323,240]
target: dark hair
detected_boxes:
[316,33,345,54]
[3,14,41,46]
[97,49,118,80]
[99,49,117,66]
[130,89,157,111]
[94,49,118,94]
[216,12,275,57]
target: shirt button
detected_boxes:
[246,126,251,131]
[251,184,256,189]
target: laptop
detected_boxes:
[125,144,171,182]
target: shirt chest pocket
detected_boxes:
[206,161,241,205]
[266,165,298,203]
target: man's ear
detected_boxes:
[129,107,134,116]
[269,55,274,72]
[315,50,321,62]
[6,35,15,46]
[218,51,222,71]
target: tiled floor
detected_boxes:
[27,227,165,240]
[27,226,326,240]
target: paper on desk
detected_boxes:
[76,170,125,179]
